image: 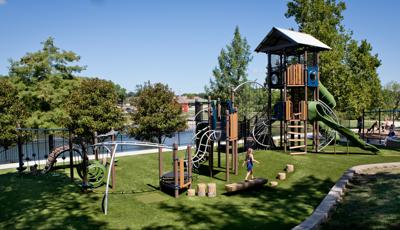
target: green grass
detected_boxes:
[322,169,400,230]
[1,146,400,229]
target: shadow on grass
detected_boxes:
[143,175,335,230]
[0,172,107,229]
[322,172,400,230]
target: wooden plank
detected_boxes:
[288,125,303,128]
[288,131,303,135]
[290,152,306,155]
[289,145,306,149]
[289,139,305,142]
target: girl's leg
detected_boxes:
[245,171,251,181]
[250,170,254,180]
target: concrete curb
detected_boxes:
[292,162,400,230]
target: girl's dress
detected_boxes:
[246,155,253,172]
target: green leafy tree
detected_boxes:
[0,78,27,149]
[286,0,382,115]
[114,83,127,105]
[9,37,85,82]
[205,26,252,100]
[8,37,86,128]
[65,78,125,145]
[130,82,187,144]
[343,40,382,114]
[382,81,400,110]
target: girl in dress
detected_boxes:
[242,148,260,181]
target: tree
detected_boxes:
[382,81,400,110]
[205,26,252,100]
[285,0,382,116]
[130,82,187,144]
[7,37,86,128]
[0,78,27,149]
[114,83,127,105]
[9,37,85,82]
[64,78,125,146]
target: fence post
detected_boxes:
[69,130,74,181]
[17,130,24,172]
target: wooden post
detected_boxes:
[267,53,272,149]
[283,54,288,152]
[111,131,116,190]
[231,90,236,173]
[69,130,74,181]
[208,96,213,178]
[378,108,381,144]
[158,147,163,189]
[225,110,230,182]
[187,145,192,188]
[304,51,308,153]
[362,109,365,139]
[234,139,238,175]
[173,143,179,198]
[315,52,320,152]
[280,54,283,148]
[217,99,221,168]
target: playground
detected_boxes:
[1,8,400,227]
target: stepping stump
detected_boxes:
[277,172,286,180]
[187,188,196,197]
[207,183,216,197]
[197,183,206,197]
[270,181,278,187]
[286,164,294,173]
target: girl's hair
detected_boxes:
[246,148,253,155]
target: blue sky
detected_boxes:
[0,0,399,94]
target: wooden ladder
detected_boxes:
[288,114,306,155]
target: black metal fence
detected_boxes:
[0,128,195,165]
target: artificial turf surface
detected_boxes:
[0,145,400,229]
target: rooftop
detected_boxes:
[255,27,331,54]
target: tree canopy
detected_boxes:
[382,81,400,111]
[286,0,382,116]
[4,37,126,129]
[205,26,252,100]
[65,78,125,142]
[129,82,187,144]
[0,78,27,149]
[9,37,85,82]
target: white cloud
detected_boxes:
[0,0,6,5]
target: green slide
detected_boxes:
[308,83,379,153]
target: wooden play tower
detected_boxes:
[255,27,331,154]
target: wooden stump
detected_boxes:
[207,183,216,197]
[277,172,286,180]
[225,178,268,193]
[270,181,278,187]
[286,164,294,173]
[187,188,196,197]
[197,183,206,197]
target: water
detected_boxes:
[0,130,196,164]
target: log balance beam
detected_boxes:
[225,178,268,193]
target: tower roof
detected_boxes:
[255,27,331,54]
